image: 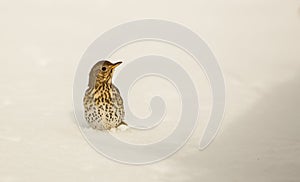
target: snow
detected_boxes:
[0,0,300,181]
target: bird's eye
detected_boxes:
[101,67,106,71]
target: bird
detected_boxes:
[83,60,126,130]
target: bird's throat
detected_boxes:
[91,81,112,101]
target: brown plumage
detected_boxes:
[83,60,126,130]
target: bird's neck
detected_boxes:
[88,81,112,102]
[95,80,112,90]
[87,80,112,97]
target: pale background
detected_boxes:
[0,0,300,181]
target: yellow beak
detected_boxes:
[112,61,122,69]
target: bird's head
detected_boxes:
[88,60,122,88]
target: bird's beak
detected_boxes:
[112,61,122,69]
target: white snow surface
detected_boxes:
[0,0,300,181]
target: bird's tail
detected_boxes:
[117,121,127,127]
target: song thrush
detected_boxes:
[83,60,126,130]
